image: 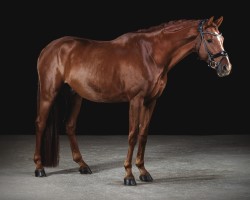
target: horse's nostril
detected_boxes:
[223,65,227,71]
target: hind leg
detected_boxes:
[34,95,57,177]
[65,92,92,174]
[34,67,63,177]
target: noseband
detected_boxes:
[197,19,228,69]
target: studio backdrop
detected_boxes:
[1,2,249,135]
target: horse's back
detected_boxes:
[37,33,138,72]
[37,34,157,102]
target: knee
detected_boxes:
[128,133,137,146]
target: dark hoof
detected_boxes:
[139,172,153,182]
[79,166,92,174]
[124,178,137,186]
[35,169,46,177]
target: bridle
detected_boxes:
[197,19,228,69]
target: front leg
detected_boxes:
[136,100,156,182]
[124,96,143,186]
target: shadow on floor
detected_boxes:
[153,174,223,184]
[109,174,224,186]
[46,160,124,176]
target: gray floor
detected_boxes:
[0,135,250,200]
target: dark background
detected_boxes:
[1,1,249,135]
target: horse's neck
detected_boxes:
[167,37,197,71]
[149,22,199,72]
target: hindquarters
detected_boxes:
[37,37,77,85]
[35,37,74,168]
[37,37,82,103]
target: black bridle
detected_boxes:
[197,19,228,69]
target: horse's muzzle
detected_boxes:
[216,58,232,77]
[217,64,232,77]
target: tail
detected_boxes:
[38,82,60,167]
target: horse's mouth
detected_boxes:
[217,63,232,77]
[217,70,231,77]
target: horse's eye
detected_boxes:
[207,39,212,43]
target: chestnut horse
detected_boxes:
[34,16,232,185]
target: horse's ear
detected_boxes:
[207,16,214,26]
[214,16,223,27]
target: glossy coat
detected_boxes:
[34,17,231,185]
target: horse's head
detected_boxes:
[196,16,232,77]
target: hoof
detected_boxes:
[35,169,46,177]
[139,172,153,182]
[79,166,92,174]
[124,178,137,186]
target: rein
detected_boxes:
[197,19,228,69]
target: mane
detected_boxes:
[136,19,198,33]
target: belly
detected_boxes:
[65,67,126,102]
[62,39,151,102]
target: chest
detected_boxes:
[148,75,168,100]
